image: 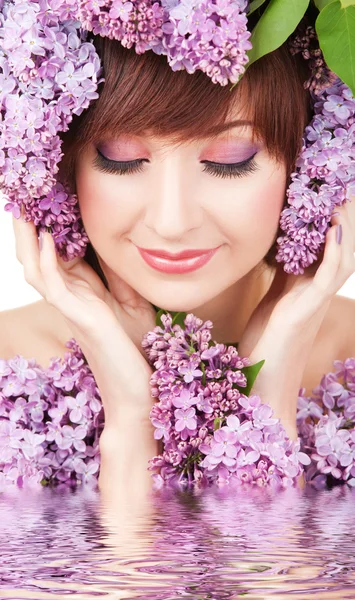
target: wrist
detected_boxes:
[99,413,157,492]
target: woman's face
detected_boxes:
[75,123,287,311]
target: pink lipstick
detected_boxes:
[136,246,220,274]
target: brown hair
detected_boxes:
[59,37,312,287]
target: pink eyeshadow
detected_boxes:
[97,138,148,161]
[201,141,261,163]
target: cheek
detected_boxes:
[214,166,286,245]
[254,172,286,233]
[75,161,137,239]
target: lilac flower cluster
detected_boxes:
[0,310,354,491]
[78,0,252,86]
[0,0,103,261]
[276,78,355,274]
[0,339,104,490]
[142,312,310,488]
[297,357,355,489]
[289,25,338,96]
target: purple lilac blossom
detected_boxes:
[141,312,310,488]
[77,0,252,85]
[0,0,102,261]
[276,79,355,274]
[0,312,354,490]
[297,357,355,489]
[0,339,104,490]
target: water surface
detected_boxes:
[1,484,355,599]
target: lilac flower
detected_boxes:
[143,311,308,487]
[178,362,203,383]
[61,425,87,452]
[21,430,46,460]
[2,374,24,397]
[152,413,171,441]
[74,458,99,483]
[172,388,197,409]
[0,421,24,450]
[0,337,104,489]
[39,187,67,216]
[252,405,280,429]
[297,395,324,420]
[65,391,88,423]
[0,1,100,261]
[110,0,133,21]
[0,359,12,380]
[7,357,37,384]
[210,428,238,460]
[276,80,355,274]
[174,407,197,433]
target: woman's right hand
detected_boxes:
[12,213,157,420]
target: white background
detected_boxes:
[1,206,355,311]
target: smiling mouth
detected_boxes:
[136,246,221,274]
[137,246,219,260]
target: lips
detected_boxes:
[138,247,216,260]
[136,245,220,274]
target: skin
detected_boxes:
[75,125,286,344]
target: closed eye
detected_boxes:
[201,153,259,179]
[92,149,148,175]
[92,149,259,179]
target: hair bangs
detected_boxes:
[60,37,311,191]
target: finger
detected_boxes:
[330,203,355,283]
[312,207,355,297]
[11,214,46,297]
[39,231,73,306]
[312,223,342,296]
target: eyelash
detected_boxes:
[92,150,259,180]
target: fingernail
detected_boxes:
[332,211,340,217]
[336,224,343,245]
[39,231,43,251]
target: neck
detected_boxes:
[190,264,276,345]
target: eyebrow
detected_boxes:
[206,120,253,136]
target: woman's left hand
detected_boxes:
[238,202,355,440]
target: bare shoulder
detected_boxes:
[0,300,74,368]
[302,294,355,394]
[320,294,355,359]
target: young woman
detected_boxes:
[1,17,355,491]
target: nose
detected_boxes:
[144,155,202,240]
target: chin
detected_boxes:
[140,284,216,313]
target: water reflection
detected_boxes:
[1,483,355,598]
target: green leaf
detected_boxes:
[247,0,310,66]
[247,0,268,15]
[154,309,187,328]
[316,1,355,95]
[214,417,222,431]
[340,0,355,7]
[314,0,337,9]
[171,311,187,328]
[239,360,265,396]
[200,361,206,386]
